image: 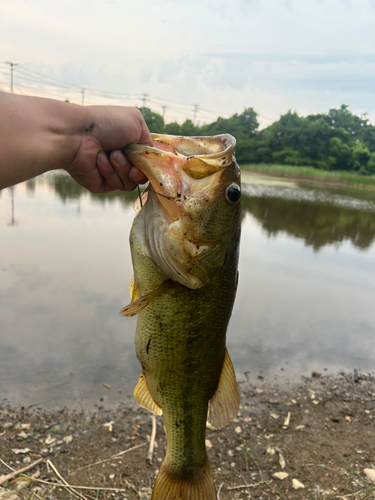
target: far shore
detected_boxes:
[241,163,375,190]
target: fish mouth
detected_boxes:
[125,134,236,219]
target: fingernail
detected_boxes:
[97,151,109,164]
[130,169,145,182]
[114,151,126,167]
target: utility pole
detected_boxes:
[8,187,16,227]
[162,105,167,119]
[141,93,148,116]
[5,61,18,92]
[193,104,199,125]
[80,88,85,106]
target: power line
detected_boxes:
[0,62,239,124]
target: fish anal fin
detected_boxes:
[129,275,141,302]
[151,456,216,500]
[207,349,239,429]
[120,280,173,318]
[134,370,162,416]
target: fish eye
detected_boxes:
[225,183,241,204]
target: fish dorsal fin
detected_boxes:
[134,370,163,415]
[129,275,141,302]
[207,349,239,429]
[120,280,174,318]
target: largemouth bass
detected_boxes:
[121,133,241,500]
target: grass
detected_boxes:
[241,163,375,189]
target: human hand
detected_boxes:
[66,106,152,193]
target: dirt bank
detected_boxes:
[1,372,375,500]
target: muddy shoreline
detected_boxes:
[1,372,375,500]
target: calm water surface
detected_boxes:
[1,172,375,408]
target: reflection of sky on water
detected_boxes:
[230,212,375,382]
[1,172,375,408]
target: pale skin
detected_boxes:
[0,91,152,192]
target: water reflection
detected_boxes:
[242,185,375,251]
[47,171,138,206]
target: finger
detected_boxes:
[109,150,139,191]
[129,165,148,184]
[97,150,125,191]
[111,150,148,186]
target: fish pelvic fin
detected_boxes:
[151,456,216,500]
[120,280,174,318]
[207,348,240,429]
[134,370,162,416]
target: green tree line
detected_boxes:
[141,104,375,175]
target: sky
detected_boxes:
[1,0,375,127]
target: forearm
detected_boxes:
[0,92,84,189]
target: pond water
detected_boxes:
[1,172,375,408]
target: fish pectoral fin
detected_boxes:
[120,280,174,318]
[129,275,141,302]
[134,370,162,416]
[207,349,240,429]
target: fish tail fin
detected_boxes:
[151,456,216,500]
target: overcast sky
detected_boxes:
[1,0,375,127]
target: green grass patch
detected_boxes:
[241,163,375,189]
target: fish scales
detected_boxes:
[122,133,241,500]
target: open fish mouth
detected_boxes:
[125,133,236,220]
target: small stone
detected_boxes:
[345,416,352,422]
[17,431,29,439]
[16,424,31,431]
[11,448,31,454]
[234,426,242,434]
[227,450,234,457]
[63,435,73,445]
[0,491,22,500]
[364,468,375,481]
[283,412,291,429]
[45,435,56,445]
[103,422,115,432]
[205,439,212,449]
[295,425,305,431]
[292,478,305,489]
[266,447,275,455]
[270,412,280,419]
[109,473,115,480]
[273,472,289,480]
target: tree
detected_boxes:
[353,142,371,173]
[328,137,353,171]
[165,122,181,135]
[180,119,198,136]
[141,108,165,133]
[200,108,259,138]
